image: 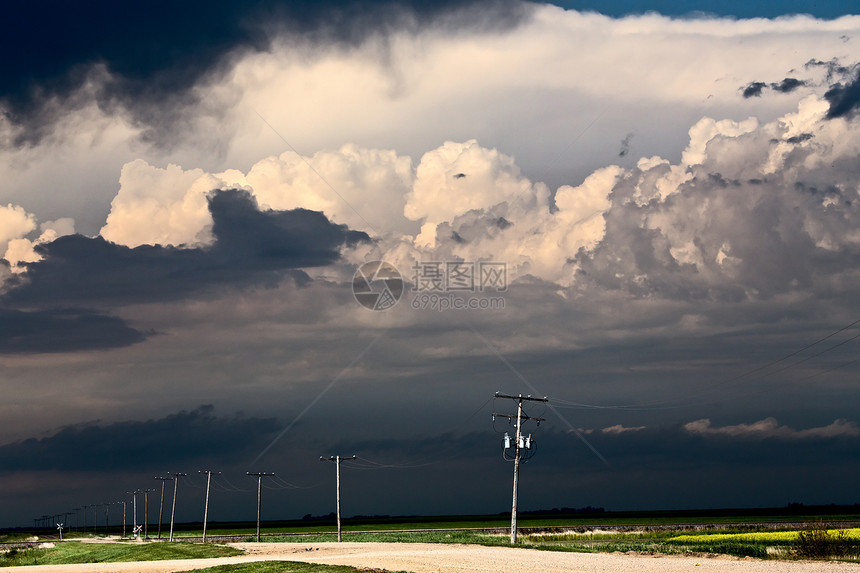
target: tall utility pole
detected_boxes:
[101,503,110,535]
[81,505,89,534]
[245,472,275,542]
[116,501,127,538]
[320,455,356,542]
[154,476,173,539]
[198,470,220,543]
[126,491,140,538]
[60,512,72,536]
[168,472,187,542]
[142,488,156,539]
[493,392,547,544]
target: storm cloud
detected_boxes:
[2,189,368,308]
[825,66,860,118]
[0,406,279,472]
[0,189,367,353]
[0,308,148,353]
[0,0,529,146]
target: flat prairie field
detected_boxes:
[3,541,860,573]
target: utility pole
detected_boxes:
[154,476,173,539]
[168,472,187,542]
[127,491,140,539]
[61,512,72,538]
[71,508,80,532]
[493,392,547,544]
[101,503,110,534]
[81,505,89,534]
[116,501,127,538]
[92,504,98,535]
[320,455,356,542]
[198,470,220,543]
[142,489,155,539]
[246,472,275,542]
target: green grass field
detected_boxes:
[6,508,860,564]
[0,541,241,566]
[43,506,860,540]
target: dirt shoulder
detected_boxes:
[3,542,860,573]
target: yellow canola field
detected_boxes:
[670,528,860,544]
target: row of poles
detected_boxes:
[37,394,540,545]
[35,458,355,543]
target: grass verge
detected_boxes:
[0,541,242,566]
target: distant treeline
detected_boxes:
[299,503,860,524]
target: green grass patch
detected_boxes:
[0,541,242,566]
[259,530,501,545]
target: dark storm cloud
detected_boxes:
[0,308,148,354]
[741,78,807,98]
[0,0,530,146]
[551,0,855,19]
[825,67,860,119]
[741,81,767,98]
[0,189,367,353]
[805,58,851,82]
[0,406,279,472]
[2,189,369,308]
[772,77,807,93]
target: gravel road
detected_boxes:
[3,542,860,573]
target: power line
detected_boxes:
[471,324,608,466]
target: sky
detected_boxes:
[1,0,860,529]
